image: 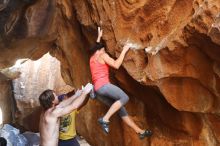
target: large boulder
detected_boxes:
[0,73,13,125]
[0,0,220,145]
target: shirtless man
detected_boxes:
[39,83,93,146]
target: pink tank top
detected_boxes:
[90,54,110,91]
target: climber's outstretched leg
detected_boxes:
[96,84,129,122]
[122,116,152,139]
[96,84,128,133]
[96,83,152,139]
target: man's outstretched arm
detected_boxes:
[57,89,83,108]
[52,83,93,117]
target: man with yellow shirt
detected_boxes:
[57,87,89,146]
[58,109,79,146]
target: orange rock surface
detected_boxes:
[0,0,220,145]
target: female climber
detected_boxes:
[89,27,152,139]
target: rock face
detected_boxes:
[12,53,66,131]
[0,73,13,125]
[0,0,220,145]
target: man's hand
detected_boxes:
[83,83,93,94]
[74,89,83,97]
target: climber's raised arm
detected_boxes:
[96,27,103,43]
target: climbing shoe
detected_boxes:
[98,118,109,134]
[139,130,153,139]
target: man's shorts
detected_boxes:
[58,137,80,146]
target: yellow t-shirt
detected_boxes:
[59,110,78,140]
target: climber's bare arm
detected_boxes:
[96,27,103,43]
[102,44,130,69]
